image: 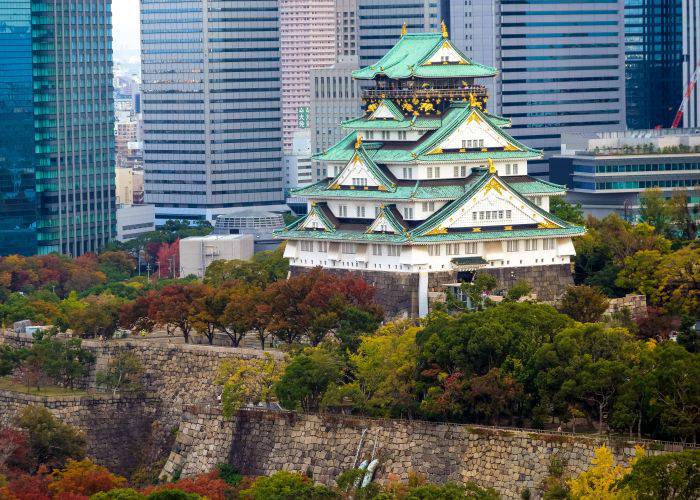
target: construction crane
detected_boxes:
[671,63,700,128]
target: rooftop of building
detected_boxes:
[559,128,700,157]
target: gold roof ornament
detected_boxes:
[354,133,363,149]
[468,93,482,109]
[487,158,497,174]
[401,22,407,36]
[441,20,448,38]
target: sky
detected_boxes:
[112,0,140,63]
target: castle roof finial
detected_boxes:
[355,133,363,150]
[488,158,497,174]
[441,20,448,38]
[401,22,407,36]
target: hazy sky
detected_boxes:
[112,0,140,60]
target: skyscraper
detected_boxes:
[0,0,115,256]
[683,0,700,127]
[451,0,627,177]
[141,0,286,225]
[279,0,337,152]
[625,0,683,129]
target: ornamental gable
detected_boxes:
[369,100,403,121]
[329,147,396,192]
[424,40,469,65]
[298,212,332,231]
[367,205,406,234]
[431,110,517,152]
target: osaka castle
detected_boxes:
[276,26,585,317]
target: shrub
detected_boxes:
[49,459,126,497]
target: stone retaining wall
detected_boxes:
[164,407,688,500]
[605,294,647,319]
[0,390,157,475]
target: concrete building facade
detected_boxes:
[450,0,627,177]
[141,0,285,225]
[279,0,337,151]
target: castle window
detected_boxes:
[398,131,407,140]
[366,130,373,139]
[454,166,459,177]
[498,210,504,219]
[506,240,519,252]
[300,241,314,252]
[427,167,433,178]
[375,206,381,217]
[461,140,467,149]
[446,243,460,255]
[461,165,467,176]
[334,165,341,176]
[506,164,511,175]
[435,167,441,178]
[479,211,484,220]
[506,210,512,219]
[338,205,348,217]
[352,177,367,186]
[465,242,477,254]
[512,164,519,175]
[428,245,441,256]
[316,241,328,252]
[525,239,538,251]
[533,196,542,206]
[372,244,383,256]
[341,242,356,254]
[403,167,413,179]
[478,139,484,147]
[387,246,400,256]
[472,212,477,221]
[485,211,491,220]
[381,131,390,140]
[403,207,414,219]
[356,206,366,217]
[467,140,473,148]
[422,201,435,211]
[543,239,556,250]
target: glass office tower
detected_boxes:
[0,1,115,256]
[625,0,684,129]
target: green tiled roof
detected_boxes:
[369,204,407,233]
[352,33,497,80]
[330,145,397,192]
[342,116,442,130]
[292,177,564,200]
[313,104,541,164]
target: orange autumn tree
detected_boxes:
[48,459,126,497]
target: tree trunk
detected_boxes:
[598,402,604,434]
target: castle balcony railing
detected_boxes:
[362,85,488,101]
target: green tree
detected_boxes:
[95,351,144,395]
[639,188,672,236]
[619,449,700,500]
[550,196,585,225]
[615,250,663,297]
[505,280,533,302]
[27,332,95,389]
[558,285,609,323]
[667,189,698,240]
[275,346,345,412]
[0,345,28,376]
[68,294,124,339]
[217,354,284,418]
[240,471,339,500]
[15,405,86,470]
[348,320,420,417]
[204,247,288,288]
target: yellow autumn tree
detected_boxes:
[568,444,644,500]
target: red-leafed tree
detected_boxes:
[148,283,204,343]
[142,470,232,500]
[156,239,180,279]
[48,459,126,497]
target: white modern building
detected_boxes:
[276,29,585,317]
[683,0,699,127]
[179,234,255,278]
[116,204,156,242]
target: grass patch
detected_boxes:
[0,377,88,397]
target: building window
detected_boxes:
[506,240,519,252]
[398,131,407,140]
[512,164,519,175]
[403,167,413,179]
[460,165,467,177]
[478,139,484,148]
[422,201,435,211]
[525,239,538,251]
[427,167,433,178]
[533,196,542,206]
[543,239,556,250]
[387,246,400,256]
[341,242,356,254]
[506,210,512,219]
[479,211,484,220]
[372,244,382,255]
[374,205,381,217]
[506,164,511,175]
[428,245,441,256]
[381,131,390,140]
[356,206,366,217]
[352,177,367,186]
[316,241,328,252]
[465,242,477,254]
[403,207,414,219]
[366,130,373,139]
[434,167,441,178]
[446,243,460,255]
[300,241,313,252]
[338,205,348,217]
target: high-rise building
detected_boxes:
[357,0,443,67]
[279,0,337,151]
[141,0,286,225]
[683,0,700,127]
[625,0,683,129]
[0,0,115,256]
[451,0,627,177]
[335,0,359,58]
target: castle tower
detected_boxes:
[276,28,585,317]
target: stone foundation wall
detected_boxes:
[0,390,157,475]
[291,264,573,317]
[164,407,687,500]
[606,294,647,320]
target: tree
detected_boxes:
[14,406,85,471]
[558,285,609,323]
[275,346,345,412]
[654,245,700,317]
[142,470,233,500]
[0,427,29,473]
[26,332,94,389]
[567,444,643,499]
[217,283,261,347]
[148,283,204,343]
[348,320,420,417]
[667,189,698,240]
[455,273,498,311]
[639,188,672,236]
[48,458,126,496]
[619,450,700,500]
[239,471,339,500]
[505,280,533,302]
[96,351,144,395]
[92,488,147,500]
[204,247,288,288]
[68,294,123,339]
[0,345,28,377]
[156,240,180,279]
[550,196,585,225]
[217,354,285,418]
[97,252,136,282]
